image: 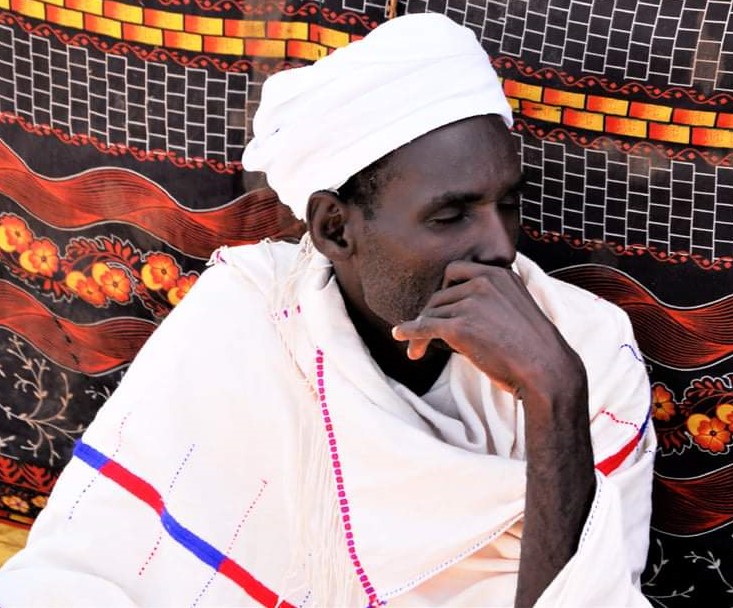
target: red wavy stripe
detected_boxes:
[522,227,733,270]
[652,467,733,536]
[0,280,155,375]
[553,265,733,369]
[0,140,304,259]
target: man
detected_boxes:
[0,13,654,607]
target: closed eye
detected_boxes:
[428,208,470,225]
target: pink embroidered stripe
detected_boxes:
[315,349,383,607]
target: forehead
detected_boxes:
[375,115,521,211]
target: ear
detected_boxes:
[306,191,356,262]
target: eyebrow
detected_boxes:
[424,172,527,214]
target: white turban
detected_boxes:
[242,12,513,219]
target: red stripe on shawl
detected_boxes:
[219,558,294,608]
[98,460,165,515]
[82,444,295,607]
[595,432,642,476]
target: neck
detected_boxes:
[340,289,450,396]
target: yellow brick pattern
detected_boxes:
[544,88,585,109]
[502,83,732,147]
[503,80,542,102]
[67,0,101,14]
[674,108,717,127]
[606,116,647,138]
[718,113,733,129]
[185,14,221,36]
[204,35,244,56]
[46,5,82,29]
[692,127,733,147]
[245,38,285,58]
[11,0,45,20]
[521,101,562,123]
[629,102,673,122]
[224,19,266,39]
[163,31,201,52]
[84,13,120,38]
[563,108,604,131]
[310,23,349,48]
[587,95,628,116]
[648,123,690,144]
[144,8,182,31]
[267,20,308,40]
[287,40,327,61]
[123,23,162,46]
[104,0,142,24]
[4,0,733,149]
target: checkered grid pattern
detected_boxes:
[0,23,248,162]
[402,0,733,91]
[517,130,733,258]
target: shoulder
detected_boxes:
[516,253,647,411]
[515,252,633,348]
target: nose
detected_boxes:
[469,204,518,268]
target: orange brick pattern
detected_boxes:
[503,80,733,148]
[7,0,733,150]
[8,0,360,62]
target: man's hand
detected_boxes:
[392,260,577,399]
[393,260,596,608]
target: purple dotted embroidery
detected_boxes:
[68,412,131,520]
[315,348,383,608]
[225,479,268,555]
[619,343,644,363]
[140,444,197,577]
[191,478,269,608]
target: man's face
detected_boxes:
[346,115,523,329]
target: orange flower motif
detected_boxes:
[1,495,30,514]
[0,215,33,253]
[19,238,59,277]
[141,253,180,291]
[691,417,731,453]
[167,274,197,306]
[93,263,131,304]
[31,495,48,509]
[74,275,106,306]
[651,384,676,422]
[716,404,733,430]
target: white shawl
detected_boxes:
[0,239,654,607]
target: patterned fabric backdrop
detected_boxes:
[0,0,731,604]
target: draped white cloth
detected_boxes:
[242,13,513,219]
[0,239,654,607]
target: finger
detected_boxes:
[392,326,431,361]
[442,260,514,286]
[393,305,458,340]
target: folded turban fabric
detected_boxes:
[242,12,513,219]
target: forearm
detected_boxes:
[514,357,596,608]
